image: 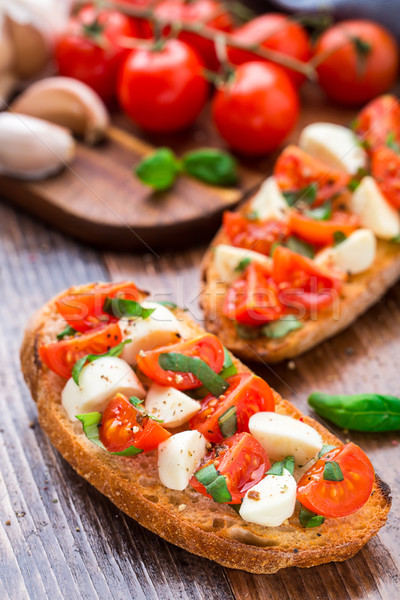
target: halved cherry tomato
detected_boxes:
[136,333,225,390]
[287,211,360,246]
[99,393,170,453]
[39,323,122,379]
[274,145,350,206]
[189,372,275,443]
[297,443,375,517]
[273,246,342,312]
[354,94,400,152]
[371,146,400,209]
[223,211,289,256]
[190,432,270,504]
[56,281,141,333]
[223,262,284,326]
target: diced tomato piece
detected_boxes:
[287,211,360,246]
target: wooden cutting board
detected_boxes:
[0,85,355,251]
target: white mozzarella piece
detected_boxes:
[239,469,296,527]
[299,122,367,175]
[250,176,289,220]
[119,302,182,365]
[145,383,201,428]
[350,176,400,239]
[214,244,272,284]
[249,412,323,466]
[157,430,207,491]
[62,356,145,422]
[314,228,376,275]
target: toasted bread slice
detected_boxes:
[20,286,391,574]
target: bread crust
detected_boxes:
[20,286,391,574]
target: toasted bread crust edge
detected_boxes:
[20,290,391,574]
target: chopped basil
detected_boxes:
[230,503,242,514]
[305,202,332,221]
[391,234,400,243]
[246,210,259,221]
[267,456,295,476]
[262,316,302,339]
[76,412,142,456]
[283,183,318,207]
[194,464,232,503]
[182,148,238,187]
[333,231,347,246]
[299,505,325,528]
[235,257,251,273]
[218,406,237,438]
[103,297,155,320]
[269,241,280,257]
[235,322,260,340]
[158,352,229,397]
[386,132,400,153]
[157,301,178,309]
[323,460,344,481]
[129,396,164,423]
[56,325,77,340]
[286,235,315,258]
[318,444,337,459]
[135,147,181,191]
[219,347,237,379]
[348,178,361,192]
[72,338,132,386]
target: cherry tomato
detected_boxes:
[118,1,153,38]
[118,39,209,133]
[212,62,299,156]
[154,0,233,70]
[314,20,399,106]
[55,5,137,103]
[287,211,360,246]
[39,323,122,380]
[354,94,400,151]
[190,372,275,443]
[228,13,311,87]
[223,262,284,326]
[56,281,141,333]
[99,393,170,453]
[272,246,342,312]
[190,432,270,504]
[137,333,225,390]
[223,211,289,256]
[297,443,375,517]
[274,145,350,206]
[371,145,400,209]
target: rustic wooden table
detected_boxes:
[1,196,400,599]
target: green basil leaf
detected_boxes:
[262,316,303,339]
[72,356,89,386]
[76,412,142,456]
[135,148,181,191]
[57,325,77,340]
[267,456,295,476]
[158,352,229,397]
[246,210,259,221]
[283,455,295,475]
[391,235,400,244]
[235,257,251,273]
[72,338,132,385]
[283,183,318,207]
[194,463,219,487]
[299,505,325,528]
[333,231,347,246]
[157,301,178,309]
[218,406,237,438]
[207,475,232,503]
[230,503,242,514]
[348,178,361,192]
[219,347,237,379]
[235,322,260,340]
[286,235,315,258]
[323,460,344,481]
[129,395,164,422]
[386,132,400,153]
[305,202,332,221]
[103,297,155,320]
[182,148,238,186]
[318,444,337,459]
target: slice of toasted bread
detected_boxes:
[20,286,391,574]
[200,198,400,363]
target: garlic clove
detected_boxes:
[0,113,75,180]
[11,77,110,145]
[6,16,50,79]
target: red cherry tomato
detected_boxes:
[155,0,233,70]
[274,145,350,206]
[190,432,270,504]
[56,281,141,333]
[55,5,137,103]
[223,211,289,256]
[354,94,400,151]
[118,39,209,133]
[99,393,170,453]
[189,372,275,443]
[223,262,284,326]
[136,333,225,390]
[287,211,360,246]
[371,146,400,209]
[314,20,399,106]
[118,0,154,38]
[39,323,122,380]
[212,62,299,156]
[228,13,311,87]
[297,443,375,517]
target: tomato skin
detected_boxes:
[117,0,154,38]
[314,20,399,106]
[99,393,170,453]
[55,6,137,103]
[371,146,400,208]
[190,372,275,443]
[297,443,375,517]
[190,432,270,503]
[223,211,289,256]
[137,333,225,390]
[39,323,122,380]
[287,211,360,246]
[228,14,311,87]
[212,62,299,156]
[56,281,141,333]
[354,94,400,152]
[274,145,350,206]
[118,39,209,133]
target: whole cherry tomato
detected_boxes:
[228,13,311,87]
[212,62,299,156]
[118,0,154,38]
[354,94,400,152]
[314,20,399,106]
[118,39,209,133]
[55,5,138,103]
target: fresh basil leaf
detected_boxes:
[219,347,237,380]
[76,412,143,456]
[235,257,251,273]
[299,505,325,528]
[323,460,344,481]
[182,148,238,186]
[235,322,260,340]
[283,183,318,207]
[103,297,155,320]
[286,235,315,258]
[283,455,295,475]
[72,356,89,386]
[262,316,303,339]
[57,325,77,340]
[348,178,361,192]
[267,456,295,476]
[193,463,232,503]
[218,406,237,438]
[158,352,229,397]
[318,444,337,459]
[392,235,400,243]
[386,132,400,153]
[72,338,132,385]
[129,395,164,422]
[246,210,259,221]
[305,202,332,221]
[135,147,181,191]
[333,231,347,246]
[195,463,219,487]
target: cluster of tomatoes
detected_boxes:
[55,1,399,156]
